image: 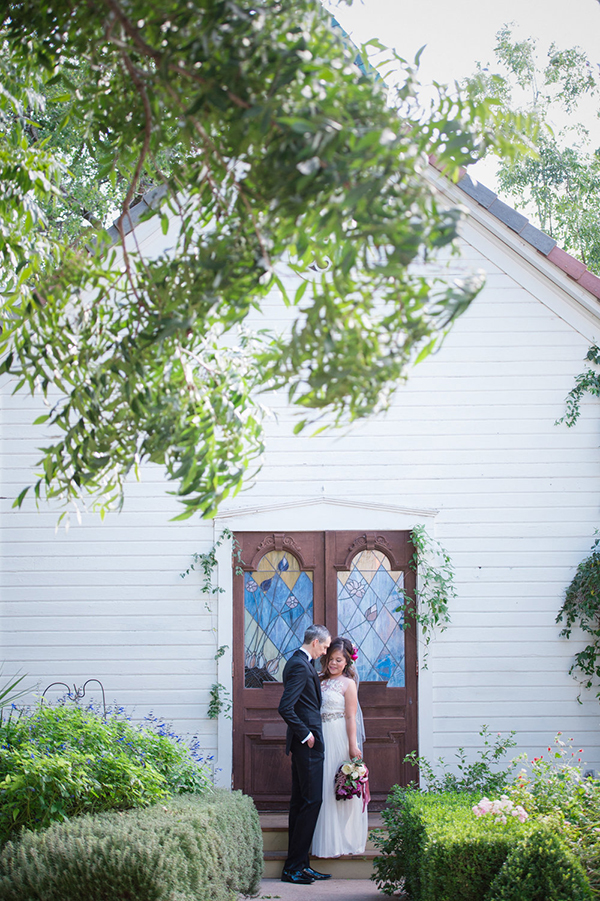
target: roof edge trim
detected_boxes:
[428,157,600,303]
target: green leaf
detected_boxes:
[12,487,31,508]
[0,0,511,523]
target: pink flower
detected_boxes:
[473,798,493,816]
[473,796,528,825]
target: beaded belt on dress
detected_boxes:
[321,712,344,721]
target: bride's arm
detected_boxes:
[343,680,362,759]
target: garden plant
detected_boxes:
[0,789,262,901]
[0,701,212,846]
[373,728,600,900]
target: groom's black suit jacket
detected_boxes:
[278,649,323,755]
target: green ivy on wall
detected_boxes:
[181,529,239,720]
[556,537,600,701]
[407,524,455,664]
[556,345,600,429]
[556,348,600,700]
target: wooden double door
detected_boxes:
[232,530,418,810]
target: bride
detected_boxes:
[311,637,368,858]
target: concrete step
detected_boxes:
[260,812,386,880]
[262,826,382,853]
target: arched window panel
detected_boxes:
[244,550,314,687]
[337,549,405,687]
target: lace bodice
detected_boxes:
[320,677,347,721]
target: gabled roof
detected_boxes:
[456,170,600,301]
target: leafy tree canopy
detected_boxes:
[464,24,600,273]
[0,0,522,521]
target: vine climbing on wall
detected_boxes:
[557,347,600,699]
[556,345,600,429]
[181,529,242,720]
[407,524,455,665]
[556,537,600,701]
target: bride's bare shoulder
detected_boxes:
[340,675,357,694]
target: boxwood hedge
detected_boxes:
[0,788,262,901]
[373,788,592,901]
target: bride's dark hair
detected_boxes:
[320,637,357,682]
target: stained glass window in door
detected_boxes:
[244,551,313,686]
[337,549,405,687]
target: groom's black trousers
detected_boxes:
[285,734,324,872]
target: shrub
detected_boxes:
[404,725,518,794]
[0,789,262,901]
[508,733,588,816]
[0,703,212,845]
[485,828,592,901]
[373,788,530,901]
[504,735,600,895]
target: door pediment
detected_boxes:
[215,496,438,533]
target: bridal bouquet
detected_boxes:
[334,757,370,809]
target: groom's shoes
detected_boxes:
[281,869,314,884]
[303,867,332,880]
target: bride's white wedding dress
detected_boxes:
[311,676,368,858]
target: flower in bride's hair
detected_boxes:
[350,644,358,661]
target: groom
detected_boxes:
[278,624,332,884]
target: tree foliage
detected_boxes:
[464,24,600,273]
[0,0,521,521]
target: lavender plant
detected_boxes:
[0,702,212,846]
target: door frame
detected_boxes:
[212,497,438,789]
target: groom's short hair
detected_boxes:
[304,624,330,644]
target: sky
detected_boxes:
[325,0,600,188]
[327,0,600,88]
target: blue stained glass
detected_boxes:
[270,615,290,647]
[273,579,292,614]
[370,568,394,597]
[337,550,406,687]
[293,571,314,607]
[374,605,398,643]
[244,550,314,685]
[375,654,393,681]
